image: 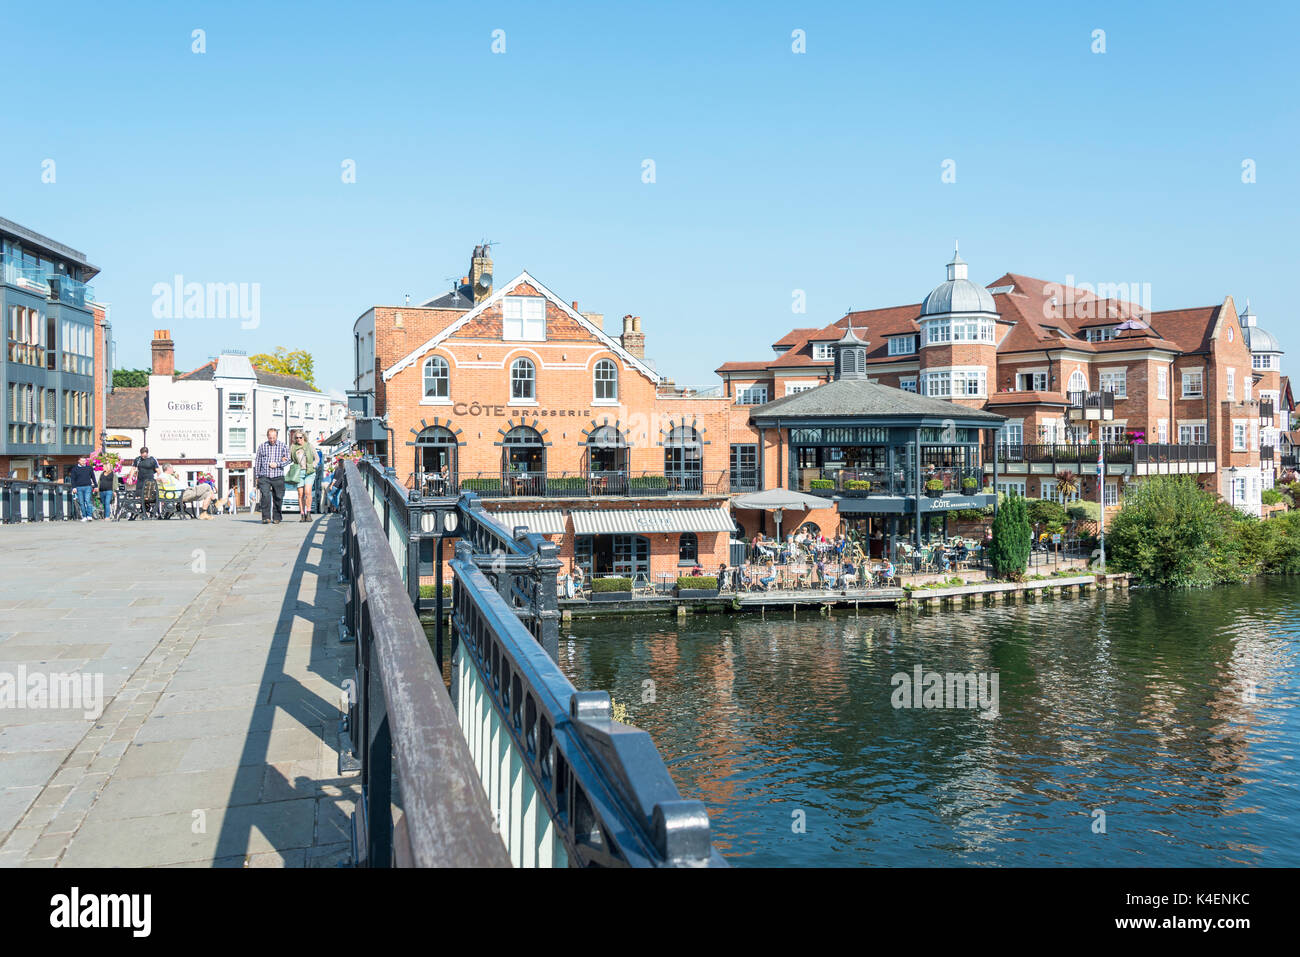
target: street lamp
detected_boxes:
[413,495,461,672]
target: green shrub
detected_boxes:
[629,475,668,490]
[925,479,944,492]
[1066,500,1101,522]
[1262,488,1284,506]
[591,577,633,593]
[418,584,453,599]
[989,493,1031,581]
[546,477,586,494]
[1107,475,1250,587]
[962,476,979,490]
[953,509,986,521]
[809,479,835,490]
[677,576,718,590]
[844,479,871,491]
[1026,498,1068,528]
[462,478,501,492]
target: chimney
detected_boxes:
[582,311,604,331]
[620,314,645,359]
[151,329,175,376]
[470,244,493,303]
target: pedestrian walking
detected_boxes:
[285,430,317,523]
[254,428,290,524]
[131,446,161,517]
[68,457,96,522]
[96,461,119,520]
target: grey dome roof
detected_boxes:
[920,248,997,317]
[1244,323,1283,354]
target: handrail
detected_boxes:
[340,460,508,867]
[350,455,724,867]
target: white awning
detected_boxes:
[732,488,835,511]
[570,505,735,536]
[482,509,567,536]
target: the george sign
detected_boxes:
[225,460,252,470]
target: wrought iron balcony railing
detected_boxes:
[424,470,728,499]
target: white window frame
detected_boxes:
[1104,481,1120,507]
[1067,369,1089,394]
[503,296,546,342]
[1157,419,1168,443]
[898,376,917,394]
[997,480,1027,497]
[1016,370,1048,392]
[737,384,769,405]
[1226,368,1235,402]
[1157,366,1168,400]
[1099,369,1127,398]
[423,355,450,399]
[887,335,917,356]
[227,392,247,413]
[593,358,618,402]
[1181,369,1204,398]
[1178,422,1208,445]
[228,427,248,451]
[811,342,835,361]
[784,382,816,395]
[1232,421,1247,452]
[510,357,536,401]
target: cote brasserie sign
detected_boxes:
[452,402,592,418]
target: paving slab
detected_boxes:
[0,515,354,867]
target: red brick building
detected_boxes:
[719,248,1289,517]
[354,247,735,584]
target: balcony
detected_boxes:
[797,465,986,499]
[1261,399,1275,421]
[1261,445,1275,463]
[730,468,760,493]
[438,470,728,499]
[1067,391,1115,421]
[987,442,1217,476]
[2,260,95,308]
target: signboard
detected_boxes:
[104,434,134,448]
[225,460,252,470]
[1051,533,1062,544]
[147,380,218,461]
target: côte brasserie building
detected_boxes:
[352,247,735,584]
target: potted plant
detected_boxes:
[675,575,719,598]
[961,476,978,493]
[844,479,871,495]
[590,576,634,602]
[925,478,945,498]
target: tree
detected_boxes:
[250,348,317,389]
[989,493,1031,581]
[1107,475,1249,587]
[113,368,150,388]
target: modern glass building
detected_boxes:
[1,216,103,479]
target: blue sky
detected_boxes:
[3,0,1297,395]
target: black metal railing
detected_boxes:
[989,442,1216,470]
[1133,443,1216,467]
[453,470,728,499]
[1260,399,1275,419]
[1,478,80,523]
[800,465,986,498]
[1281,454,1298,469]
[345,457,724,867]
[1261,445,1275,463]
[729,469,760,493]
[337,459,507,868]
[1067,390,1115,414]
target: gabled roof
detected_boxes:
[107,387,148,429]
[382,271,660,384]
[179,360,319,393]
[750,377,1004,423]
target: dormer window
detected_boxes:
[503,296,545,341]
[887,335,917,356]
[811,342,834,361]
[1085,327,1116,343]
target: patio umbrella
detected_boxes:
[732,488,836,540]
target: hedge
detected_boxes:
[844,479,870,491]
[546,477,586,493]
[591,577,633,593]
[809,479,835,490]
[629,475,668,490]
[677,576,718,590]
[461,478,501,492]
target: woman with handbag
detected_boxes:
[286,430,317,523]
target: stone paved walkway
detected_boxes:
[0,513,355,867]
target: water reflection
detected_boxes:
[559,579,1300,866]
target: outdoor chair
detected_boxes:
[632,572,654,599]
[157,488,193,520]
[114,488,148,521]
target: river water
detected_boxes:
[558,579,1300,866]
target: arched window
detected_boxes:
[415,426,458,488]
[510,358,535,400]
[664,425,703,491]
[423,356,449,398]
[798,522,820,538]
[502,425,546,486]
[594,359,618,401]
[679,532,698,564]
[1068,370,1088,394]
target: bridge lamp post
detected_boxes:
[417,501,461,673]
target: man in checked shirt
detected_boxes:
[253,427,291,524]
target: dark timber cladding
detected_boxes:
[748,377,1005,551]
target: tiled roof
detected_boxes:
[107,387,149,428]
[181,362,319,393]
[1145,306,1221,354]
[751,377,1004,422]
[985,391,1069,406]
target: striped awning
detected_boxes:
[570,505,734,536]
[482,510,568,536]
